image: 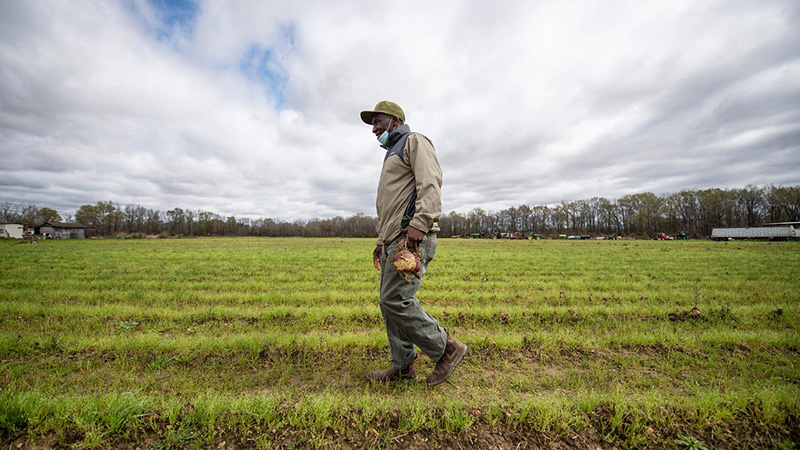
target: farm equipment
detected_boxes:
[656,233,673,240]
[20,221,38,244]
[607,233,621,240]
[524,232,542,240]
[566,235,592,240]
[674,231,688,240]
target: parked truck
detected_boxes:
[711,226,796,241]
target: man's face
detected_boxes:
[371,113,395,138]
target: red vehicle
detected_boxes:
[656,233,673,240]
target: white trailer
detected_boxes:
[711,226,796,240]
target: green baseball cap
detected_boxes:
[360,100,405,124]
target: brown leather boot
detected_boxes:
[426,334,467,387]
[365,360,417,382]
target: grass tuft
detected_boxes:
[93,389,150,435]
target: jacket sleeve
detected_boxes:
[405,133,442,233]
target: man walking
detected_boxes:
[360,100,467,387]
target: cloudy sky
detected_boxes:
[1,1,799,220]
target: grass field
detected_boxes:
[1,237,798,449]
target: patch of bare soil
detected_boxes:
[4,410,797,450]
[668,306,703,322]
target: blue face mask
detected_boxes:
[378,130,389,146]
[377,117,394,146]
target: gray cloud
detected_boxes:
[1,0,798,220]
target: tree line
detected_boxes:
[440,185,800,238]
[1,184,798,239]
[0,201,379,238]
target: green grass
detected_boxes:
[1,237,798,448]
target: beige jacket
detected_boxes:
[376,125,442,244]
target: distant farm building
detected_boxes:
[711,224,798,240]
[1,223,25,239]
[37,222,86,239]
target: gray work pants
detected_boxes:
[379,232,447,369]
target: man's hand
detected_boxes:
[404,226,425,251]
[373,245,383,270]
